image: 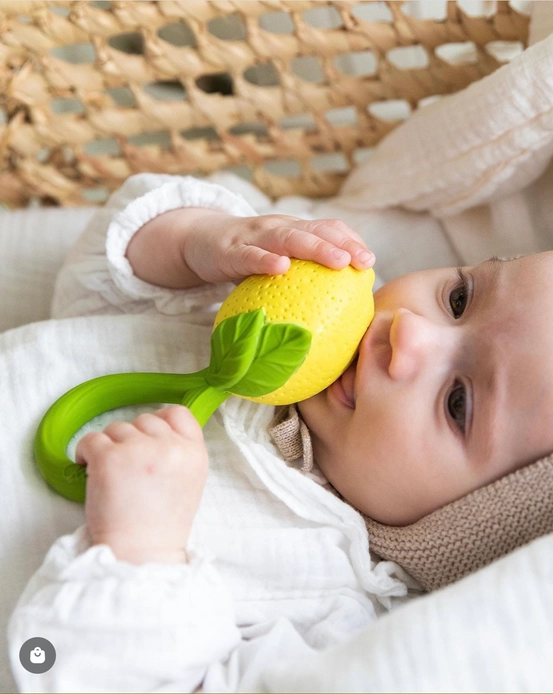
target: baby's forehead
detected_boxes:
[485,255,553,471]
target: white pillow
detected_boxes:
[340,33,553,217]
[262,532,553,692]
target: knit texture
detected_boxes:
[365,455,553,591]
[270,405,314,474]
[269,407,553,592]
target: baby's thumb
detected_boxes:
[227,246,291,278]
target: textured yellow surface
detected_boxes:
[214,259,375,405]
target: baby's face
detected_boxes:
[298,251,553,526]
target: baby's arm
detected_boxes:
[126,206,375,290]
[52,173,374,320]
[8,406,240,692]
[8,531,240,694]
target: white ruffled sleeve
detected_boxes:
[7,525,240,694]
[51,174,258,321]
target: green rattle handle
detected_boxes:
[34,371,229,503]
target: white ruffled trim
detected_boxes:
[41,525,214,582]
[105,176,258,312]
[11,524,236,633]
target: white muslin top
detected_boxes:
[6,174,415,693]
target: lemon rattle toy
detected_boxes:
[35,259,375,503]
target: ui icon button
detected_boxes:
[19,638,56,674]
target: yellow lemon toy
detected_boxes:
[215,259,375,404]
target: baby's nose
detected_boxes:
[388,308,450,381]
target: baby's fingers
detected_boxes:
[75,431,112,466]
[271,221,374,271]
[302,220,374,270]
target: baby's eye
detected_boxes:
[449,269,469,319]
[447,382,467,434]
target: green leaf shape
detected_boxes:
[205,309,266,390]
[229,322,312,398]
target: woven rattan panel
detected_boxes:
[0,1,529,207]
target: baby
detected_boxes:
[8,173,553,693]
[74,201,553,549]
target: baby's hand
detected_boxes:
[75,406,208,564]
[183,210,375,284]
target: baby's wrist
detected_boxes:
[95,540,188,565]
[126,206,225,290]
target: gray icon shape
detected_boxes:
[19,638,56,674]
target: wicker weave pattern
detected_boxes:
[0,1,529,207]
